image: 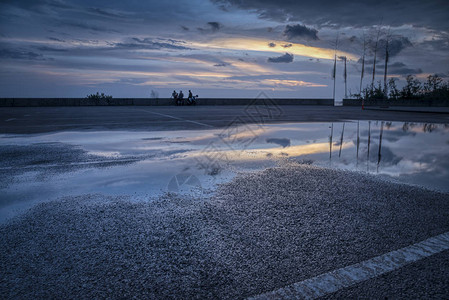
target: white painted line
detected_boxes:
[5,118,16,122]
[248,231,449,300]
[135,108,214,128]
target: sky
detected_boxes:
[0,0,448,99]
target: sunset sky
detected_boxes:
[0,0,448,99]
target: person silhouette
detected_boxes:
[171,90,178,105]
[178,90,184,106]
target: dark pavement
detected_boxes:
[1,105,448,299]
[1,105,448,134]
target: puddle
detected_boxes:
[1,121,448,222]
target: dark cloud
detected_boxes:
[114,38,191,50]
[389,66,423,75]
[0,0,446,98]
[59,20,119,33]
[418,35,449,52]
[48,37,65,42]
[266,138,291,148]
[368,61,423,75]
[198,22,222,33]
[87,7,124,18]
[283,24,318,40]
[0,0,73,13]
[35,46,68,52]
[229,74,297,80]
[377,36,412,59]
[377,130,417,143]
[360,143,403,165]
[208,22,222,31]
[435,72,449,78]
[212,0,449,30]
[171,53,231,67]
[214,62,231,67]
[268,42,276,47]
[0,48,44,60]
[389,62,406,68]
[363,60,423,76]
[267,52,293,63]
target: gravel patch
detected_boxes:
[0,194,227,299]
[1,164,448,299]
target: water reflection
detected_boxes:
[377,121,384,172]
[198,120,449,192]
[318,121,449,192]
[356,121,360,165]
[0,121,448,222]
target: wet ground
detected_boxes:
[1,105,449,134]
[1,106,449,298]
[1,120,448,222]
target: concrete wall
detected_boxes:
[0,98,334,107]
[343,98,449,107]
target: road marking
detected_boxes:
[135,108,214,128]
[248,231,449,299]
[5,118,16,122]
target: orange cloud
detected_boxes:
[193,37,357,60]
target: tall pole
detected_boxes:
[377,121,384,172]
[372,26,381,91]
[383,31,390,97]
[360,34,366,93]
[360,34,366,110]
[332,35,339,104]
[333,54,337,102]
[367,121,371,172]
[329,123,334,159]
[339,122,345,157]
[356,121,360,166]
[344,56,347,99]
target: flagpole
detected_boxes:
[383,30,390,96]
[344,56,347,99]
[333,53,337,103]
[360,33,366,110]
[372,20,383,92]
[332,35,339,105]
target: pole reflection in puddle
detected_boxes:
[377,121,384,173]
[329,123,334,160]
[339,122,345,158]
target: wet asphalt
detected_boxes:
[1,105,449,134]
[1,106,449,299]
[0,165,448,299]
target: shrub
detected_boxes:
[86,92,113,100]
[86,92,113,105]
[352,74,449,101]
